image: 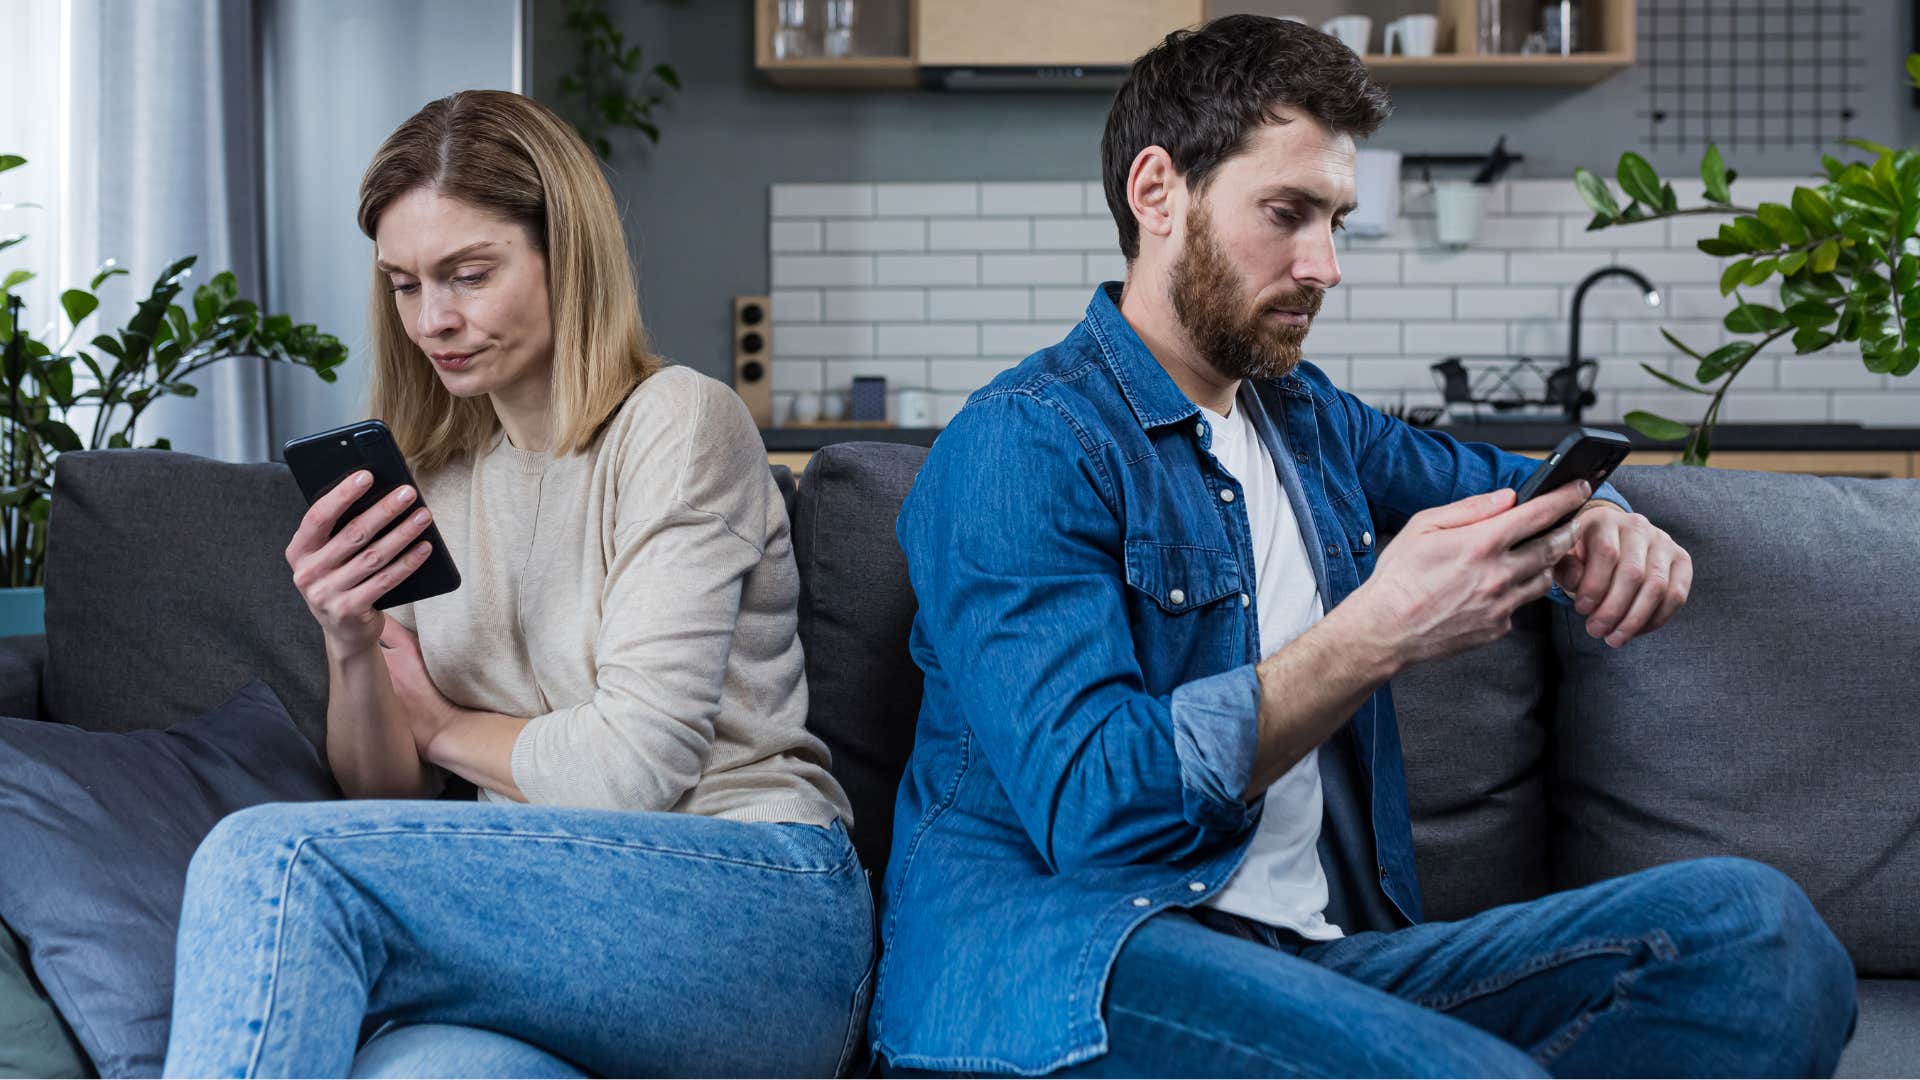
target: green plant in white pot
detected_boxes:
[0,153,346,632]
[1572,57,1920,465]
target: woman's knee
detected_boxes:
[349,1023,586,1079]
[185,801,333,893]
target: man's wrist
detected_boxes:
[1578,497,1625,518]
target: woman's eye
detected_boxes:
[388,282,418,295]
[453,272,490,287]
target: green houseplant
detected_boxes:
[556,0,681,160]
[0,152,346,614]
[1572,55,1920,465]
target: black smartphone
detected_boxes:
[281,420,461,609]
[1512,428,1633,544]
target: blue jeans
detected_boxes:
[161,801,875,1078]
[894,856,1856,1077]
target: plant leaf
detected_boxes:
[1779,252,1808,276]
[1758,202,1808,246]
[1699,340,1759,379]
[0,156,25,175]
[1573,168,1620,220]
[1617,153,1665,209]
[1696,237,1745,257]
[1720,258,1753,296]
[1792,327,1837,353]
[1791,186,1837,235]
[1624,410,1692,441]
[1812,238,1841,273]
[1641,362,1712,395]
[1725,302,1789,334]
[89,261,128,291]
[59,289,97,327]
[1742,257,1778,286]
[1783,300,1839,330]
[1,269,32,292]
[1701,143,1731,203]
[1660,327,1707,360]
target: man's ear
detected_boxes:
[1127,146,1182,249]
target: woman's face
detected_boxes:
[374,187,553,402]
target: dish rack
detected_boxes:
[1429,355,1596,423]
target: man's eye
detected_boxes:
[1269,209,1300,227]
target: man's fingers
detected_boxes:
[1418,487,1518,530]
[1487,481,1591,548]
[1605,548,1673,647]
[1585,527,1650,638]
[1573,514,1621,614]
[1646,553,1693,633]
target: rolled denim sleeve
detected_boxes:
[897,391,1257,873]
[1169,664,1262,831]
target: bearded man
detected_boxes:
[868,13,1856,1079]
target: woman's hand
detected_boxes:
[285,471,437,657]
[377,616,460,757]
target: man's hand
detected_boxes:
[1554,502,1692,648]
[1352,480,1590,669]
[376,615,461,757]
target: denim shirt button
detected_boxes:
[1325,542,1340,557]
[1188,881,1207,892]
[1361,531,1373,547]
[1218,488,1235,503]
[1168,588,1186,606]
[1195,421,1207,439]
[1132,896,1151,907]
[1239,593,1250,607]
[1295,450,1309,464]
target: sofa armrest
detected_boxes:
[0,633,47,721]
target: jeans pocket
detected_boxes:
[835,952,878,1078]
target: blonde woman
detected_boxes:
[160,91,871,1079]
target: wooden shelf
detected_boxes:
[759,56,918,89]
[1362,51,1635,86]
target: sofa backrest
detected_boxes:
[44,450,327,747]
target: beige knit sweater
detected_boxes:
[388,365,850,826]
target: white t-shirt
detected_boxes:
[1196,398,1344,941]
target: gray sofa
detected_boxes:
[3,443,1917,1076]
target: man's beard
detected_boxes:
[1168,204,1322,382]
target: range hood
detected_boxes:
[918,64,1131,91]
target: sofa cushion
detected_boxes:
[42,450,325,747]
[1835,979,1920,1078]
[1395,593,1556,923]
[0,921,89,1079]
[792,443,928,880]
[1549,466,1920,977]
[0,680,337,1077]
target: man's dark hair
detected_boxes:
[1102,14,1393,260]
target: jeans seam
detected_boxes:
[1106,1002,1335,1079]
[1410,935,1651,1012]
[1531,964,1642,1068]
[286,825,852,875]
[249,834,316,1077]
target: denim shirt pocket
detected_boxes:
[1123,541,1245,615]
[1330,486,1380,576]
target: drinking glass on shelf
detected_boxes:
[772,0,809,59]
[1478,0,1503,53]
[822,0,856,58]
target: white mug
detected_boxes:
[1320,14,1372,54]
[1383,14,1438,56]
[1433,180,1488,248]
[790,391,821,425]
[897,389,935,428]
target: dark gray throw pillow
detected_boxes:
[0,680,338,1077]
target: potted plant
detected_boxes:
[0,152,346,633]
[1571,55,1920,465]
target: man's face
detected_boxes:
[1168,109,1355,382]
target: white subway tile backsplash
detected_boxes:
[876,182,979,217]
[1454,287,1560,320]
[1831,391,1920,426]
[931,358,1021,391]
[772,255,873,288]
[929,288,1031,321]
[825,219,927,252]
[1345,286,1452,319]
[1404,321,1508,354]
[770,289,821,323]
[982,182,1084,216]
[878,322,978,356]
[930,218,1030,251]
[1085,253,1129,284]
[982,253,1081,285]
[767,177,1880,427]
[825,289,927,322]
[1403,251,1506,285]
[1308,322,1403,354]
[1034,287,1093,320]
[1034,217,1120,252]
[935,391,972,425]
[770,221,823,253]
[771,183,874,218]
[1336,252,1402,285]
[982,322,1078,357]
[876,254,978,286]
[778,323,874,357]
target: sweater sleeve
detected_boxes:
[506,372,770,810]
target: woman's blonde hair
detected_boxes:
[357,90,660,472]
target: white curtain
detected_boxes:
[64,0,271,461]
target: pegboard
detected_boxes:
[1638,0,1864,150]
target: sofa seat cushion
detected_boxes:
[1549,466,1920,977]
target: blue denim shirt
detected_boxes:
[875,283,1629,1074]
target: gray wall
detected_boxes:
[534,0,1916,384]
